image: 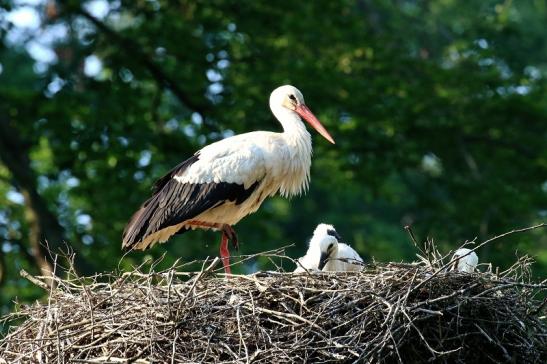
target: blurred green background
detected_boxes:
[0,0,546,318]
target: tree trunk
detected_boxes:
[0,117,94,277]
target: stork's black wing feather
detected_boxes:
[122,158,260,250]
[152,153,200,193]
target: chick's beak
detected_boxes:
[318,251,329,271]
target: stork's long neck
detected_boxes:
[272,107,312,197]
[279,113,311,145]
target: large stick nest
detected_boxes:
[1,250,546,363]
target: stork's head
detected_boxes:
[269,85,335,144]
[309,223,342,270]
[451,248,478,273]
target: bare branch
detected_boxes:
[413,223,547,292]
[2,247,545,362]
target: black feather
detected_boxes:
[122,153,261,250]
[326,228,342,242]
[152,153,199,193]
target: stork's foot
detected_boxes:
[221,224,239,251]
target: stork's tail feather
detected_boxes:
[122,206,148,250]
[123,154,202,251]
[122,195,161,250]
[122,191,190,251]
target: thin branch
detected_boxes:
[413,223,547,292]
[3,244,546,362]
[404,225,423,255]
[20,269,49,290]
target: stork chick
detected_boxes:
[294,223,363,272]
[451,248,478,273]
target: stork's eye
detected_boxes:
[289,94,297,101]
[328,243,333,250]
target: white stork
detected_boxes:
[451,248,479,273]
[294,223,363,272]
[122,85,335,274]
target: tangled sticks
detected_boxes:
[1,251,546,363]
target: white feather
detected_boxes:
[452,248,478,273]
[173,129,309,194]
[294,223,363,272]
[137,86,317,248]
[324,243,363,272]
[173,86,312,197]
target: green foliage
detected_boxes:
[0,0,546,317]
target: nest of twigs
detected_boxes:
[1,245,546,364]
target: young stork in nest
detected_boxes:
[122,85,335,274]
[294,223,363,272]
[451,248,479,273]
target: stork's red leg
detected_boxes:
[186,220,236,274]
[219,232,232,275]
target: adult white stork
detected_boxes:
[122,85,335,274]
[294,223,363,272]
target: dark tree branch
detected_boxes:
[0,118,95,276]
[67,4,210,117]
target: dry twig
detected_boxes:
[1,230,546,363]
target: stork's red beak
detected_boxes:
[296,104,335,144]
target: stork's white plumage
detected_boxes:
[294,223,363,272]
[122,85,335,274]
[451,248,478,273]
